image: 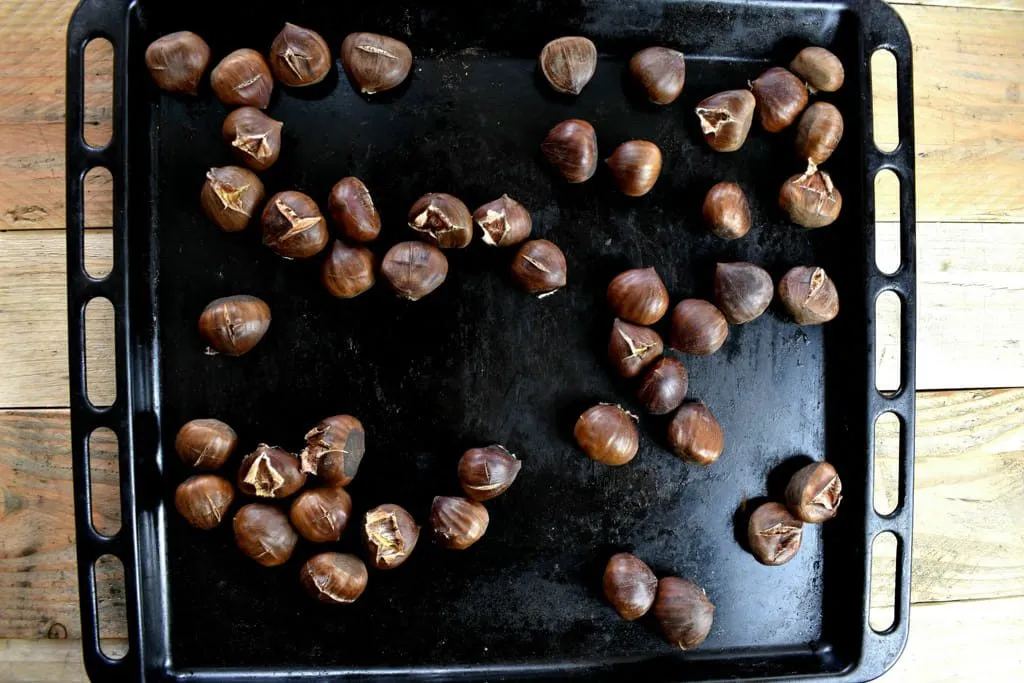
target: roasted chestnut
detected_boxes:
[667,402,723,466]
[363,504,420,569]
[751,67,808,133]
[785,461,843,523]
[603,552,658,621]
[574,404,639,466]
[511,239,567,296]
[606,140,662,197]
[790,46,845,93]
[222,107,283,172]
[211,49,273,109]
[458,445,522,501]
[300,415,366,487]
[670,299,728,356]
[341,32,412,95]
[609,318,664,378]
[629,47,686,104]
[654,577,715,649]
[778,266,839,325]
[328,177,381,243]
[474,195,532,247]
[695,90,755,152]
[200,166,265,232]
[607,267,670,325]
[637,356,688,416]
[300,553,368,604]
[269,23,332,87]
[322,240,376,299]
[175,418,238,470]
[714,262,773,324]
[703,182,751,240]
[779,168,842,228]
[198,295,271,356]
[233,503,298,567]
[541,119,598,183]
[430,496,489,550]
[237,444,306,499]
[408,193,473,249]
[380,241,449,300]
[262,191,329,259]
[175,475,234,530]
[539,36,597,95]
[289,486,353,543]
[747,502,803,566]
[795,102,844,165]
[145,31,210,95]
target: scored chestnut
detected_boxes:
[458,445,522,501]
[629,46,686,105]
[237,444,306,499]
[778,266,840,325]
[539,36,597,95]
[667,402,724,466]
[300,552,368,604]
[322,240,376,299]
[795,102,844,165]
[175,418,237,470]
[262,191,329,259]
[654,577,715,650]
[785,461,843,523]
[751,67,808,133]
[608,318,664,378]
[269,23,332,87]
[670,299,728,356]
[606,140,662,197]
[703,182,751,240]
[300,415,366,487]
[408,193,473,249]
[341,32,412,95]
[779,167,842,228]
[695,90,755,152]
[222,107,283,172]
[198,295,271,356]
[145,31,210,95]
[637,356,688,416]
[541,119,598,183]
[328,177,381,243]
[714,262,773,324]
[790,46,845,93]
[607,267,670,325]
[200,166,265,233]
[233,503,298,567]
[289,486,353,543]
[211,49,273,109]
[363,504,420,569]
[574,404,639,466]
[430,496,489,550]
[474,194,532,247]
[175,475,234,530]
[381,241,449,300]
[603,552,658,621]
[511,239,567,296]
[747,502,804,566]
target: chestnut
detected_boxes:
[608,318,664,378]
[511,239,567,296]
[539,36,597,95]
[778,266,839,325]
[790,46,845,93]
[233,503,298,567]
[289,486,353,543]
[198,295,271,356]
[795,102,844,165]
[637,356,688,416]
[175,418,237,470]
[574,404,639,466]
[222,107,283,172]
[262,191,329,259]
[458,445,522,501]
[175,475,234,530]
[328,177,381,243]
[606,140,662,197]
[654,577,715,649]
[145,31,210,95]
[363,504,420,569]
[703,181,751,240]
[629,47,686,105]
[714,262,773,324]
[341,32,412,95]
[408,193,473,249]
[269,23,332,87]
[300,415,366,487]
[750,67,808,133]
[541,118,598,183]
[200,166,265,233]
[380,241,449,300]
[779,168,842,228]
[747,502,803,566]
[321,240,376,299]
[606,267,669,325]
[430,496,489,550]
[474,194,532,247]
[695,90,755,152]
[667,402,723,466]
[300,553,368,604]
[670,299,728,356]
[785,461,843,523]
[210,49,273,109]
[237,444,306,499]
[603,552,658,621]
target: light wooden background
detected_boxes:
[1,0,1023,680]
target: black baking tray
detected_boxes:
[66,0,917,680]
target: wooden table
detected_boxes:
[1,0,1022,680]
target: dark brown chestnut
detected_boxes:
[703,182,751,240]
[328,177,381,243]
[473,195,532,247]
[790,47,845,93]
[654,577,715,649]
[539,36,597,95]
[175,475,234,530]
[321,240,376,299]
[430,496,489,550]
[607,267,669,325]
[667,402,724,466]
[289,486,353,543]
[363,504,420,569]
[458,445,522,501]
[237,444,306,499]
[751,67,808,133]
[541,119,598,183]
[795,102,844,165]
[779,168,842,228]
[269,23,332,87]
[637,356,688,416]
[175,418,238,470]
[695,90,755,152]
[670,299,728,356]
[714,262,773,324]
[380,241,449,300]
[747,502,803,566]
[608,318,663,378]
[511,239,567,296]
[145,31,210,95]
[408,193,473,249]
[629,47,685,104]
[300,415,366,487]
[200,166,265,233]
[341,32,412,95]
[233,503,298,567]
[574,404,639,466]
[785,461,843,523]
[606,140,662,197]
[211,49,273,109]
[603,552,658,621]
[222,107,283,172]
[198,295,271,356]
[262,191,329,259]
[778,266,840,325]
[300,552,368,604]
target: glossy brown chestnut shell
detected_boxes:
[408,193,473,249]
[175,475,234,530]
[574,404,639,466]
[430,496,489,550]
[541,119,598,183]
[473,195,532,247]
[262,191,330,259]
[667,402,724,466]
[795,102,844,165]
[300,552,368,604]
[747,502,804,566]
[785,461,843,523]
[175,418,238,470]
[269,23,332,87]
[363,504,420,569]
[200,166,265,233]
[289,486,353,543]
[458,445,522,501]
[539,36,597,95]
[321,240,376,299]
[211,49,273,109]
[654,577,715,649]
[300,415,366,487]
[779,168,842,229]
[637,356,689,416]
[606,140,663,197]
[778,266,840,325]
[670,299,728,356]
[233,503,298,567]
[511,239,567,296]
[695,90,756,152]
[222,107,283,172]
[714,262,773,324]
[750,67,808,133]
[198,295,271,356]
[145,31,211,95]
[340,32,412,95]
[237,444,306,499]
[607,267,670,325]
[380,241,449,300]
[608,318,664,378]
[703,182,751,240]
[629,47,686,104]
[790,46,845,93]
[328,177,381,243]
[603,552,658,621]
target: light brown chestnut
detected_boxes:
[795,102,844,165]
[408,193,473,249]
[321,240,376,299]
[237,444,306,499]
[629,47,686,104]
[198,295,271,356]
[145,31,210,95]
[175,475,234,530]
[300,415,366,487]
[222,107,283,172]
[511,239,567,296]
[328,177,381,243]
[289,486,353,543]
[747,502,803,566]
[539,36,597,95]
[363,504,420,569]
[211,49,273,109]
[458,445,522,501]
[608,318,664,378]
[779,168,842,228]
[654,577,715,649]
[574,404,639,466]
[233,503,298,567]
[262,191,329,259]
[340,32,412,95]
[751,67,808,133]
[380,241,449,300]
[695,90,756,152]
[606,140,662,197]
[269,23,332,87]
[603,552,658,621]
[703,182,751,240]
[200,166,265,232]
[300,553,368,603]
[637,356,688,416]
[175,418,238,470]
[430,496,489,550]
[607,267,670,325]
[779,266,840,325]
[473,195,532,247]
[668,402,724,466]
[714,262,773,324]
[785,461,843,523]
[790,46,845,92]
[670,299,728,356]
[541,119,598,183]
